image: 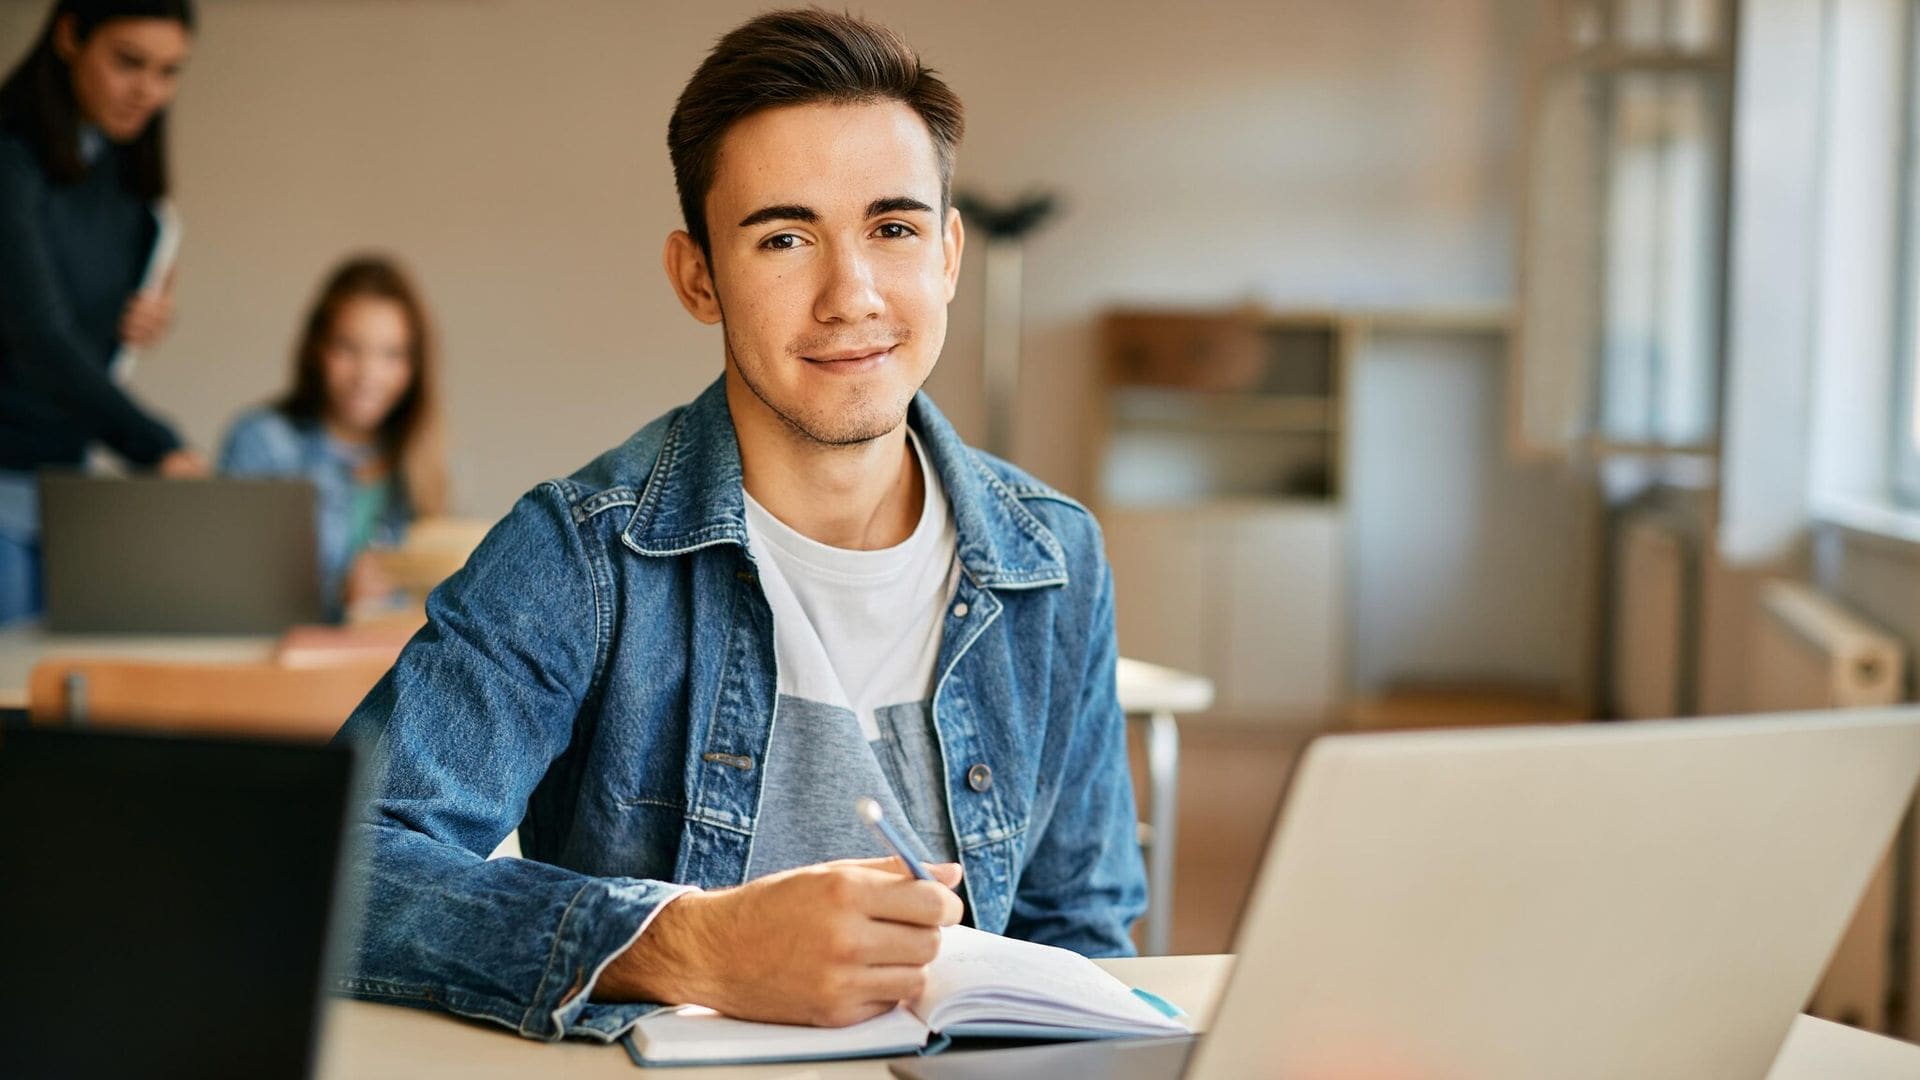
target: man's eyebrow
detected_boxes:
[867,196,935,218]
[737,204,817,229]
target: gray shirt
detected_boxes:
[745,696,957,877]
[739,430,961,878]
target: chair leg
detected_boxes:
[1144,709,1180,956]
[63,670,88,726]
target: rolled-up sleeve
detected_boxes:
[334,481,690,1041]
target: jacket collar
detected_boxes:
[621,378,1067,589]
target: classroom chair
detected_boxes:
[26,657,390,740]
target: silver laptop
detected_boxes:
[894,707,1920,1080]
[39,473,323,633]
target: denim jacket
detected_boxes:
[335,378,1146,1042]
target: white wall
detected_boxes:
[1347,330,1581,694]
[3,0,1527,517]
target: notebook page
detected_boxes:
[629,1003,930,1064]
[914,925,1188,1034]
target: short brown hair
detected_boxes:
[667,8,964,254]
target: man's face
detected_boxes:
[690,100,963,447]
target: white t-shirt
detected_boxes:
[741,431,960,739]
[739,431,962,877]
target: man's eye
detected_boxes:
[761,233,803,251]
[875,223,916,239]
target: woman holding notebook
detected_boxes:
[220,255,450,621]
[0,0,208,623]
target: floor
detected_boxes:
[1129,719,1314,955]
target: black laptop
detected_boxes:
[0,725,356,1079]
[39,474,324,633]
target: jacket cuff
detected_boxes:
[120,420,182,468]
[531,878,699,1041]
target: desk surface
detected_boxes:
[1114,657,1215,714]
[0,622,276,709]
[316,954,1920,1079]
[0,623,1212,717]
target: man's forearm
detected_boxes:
[594,889,718,1004]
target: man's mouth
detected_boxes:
[803,345,896,368]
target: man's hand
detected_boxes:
[598,857,964,1027]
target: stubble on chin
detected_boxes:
[724,329,915,448]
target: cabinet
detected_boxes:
[1094,309,1350,722]
[1104,503,1342,720]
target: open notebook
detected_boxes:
[624,924,1190,1067]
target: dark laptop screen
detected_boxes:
[0,726,354,1079]
[38,474,324,634]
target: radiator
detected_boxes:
[1753,580,1903,710]
[1751,579,1909,1036]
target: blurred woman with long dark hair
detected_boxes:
[220,255,450,620]
[0,0,207,623]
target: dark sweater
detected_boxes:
[0,129,181,470]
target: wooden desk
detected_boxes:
[0,624,1201,956]
[316,955,1920,1079]
[0,624,1205,723]
[0,621,276,710]
[1,632,1211,948]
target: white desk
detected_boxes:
[1115,658,1215,956]
[316,954,1920,1079]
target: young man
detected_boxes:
[338,9,1144,1042]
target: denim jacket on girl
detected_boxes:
[218,407,411,620]
[334,377,1146,1042]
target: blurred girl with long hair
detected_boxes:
[221,255,449,620]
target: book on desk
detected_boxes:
[624,924,1189,1067]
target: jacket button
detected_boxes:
[952,601,969,619]
[967,763,993,792]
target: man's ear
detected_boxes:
[942,206,966,303]
[664,230,722,325]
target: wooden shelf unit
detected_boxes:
[1091,305,1517,724]
[1095,308,1355,510]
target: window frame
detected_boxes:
[1890,0,1920,507]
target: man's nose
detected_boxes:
[814,244,884,324]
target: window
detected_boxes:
[1893,1,1920,506]
[1596,70,1721,449]
[1514,0,1732,457]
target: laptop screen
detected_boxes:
[38,474,325,634]
[0,725,355,1077]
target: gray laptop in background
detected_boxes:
[39,474,323,633]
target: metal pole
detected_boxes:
[1145,709,1180,956]
[981,240,1025,460]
